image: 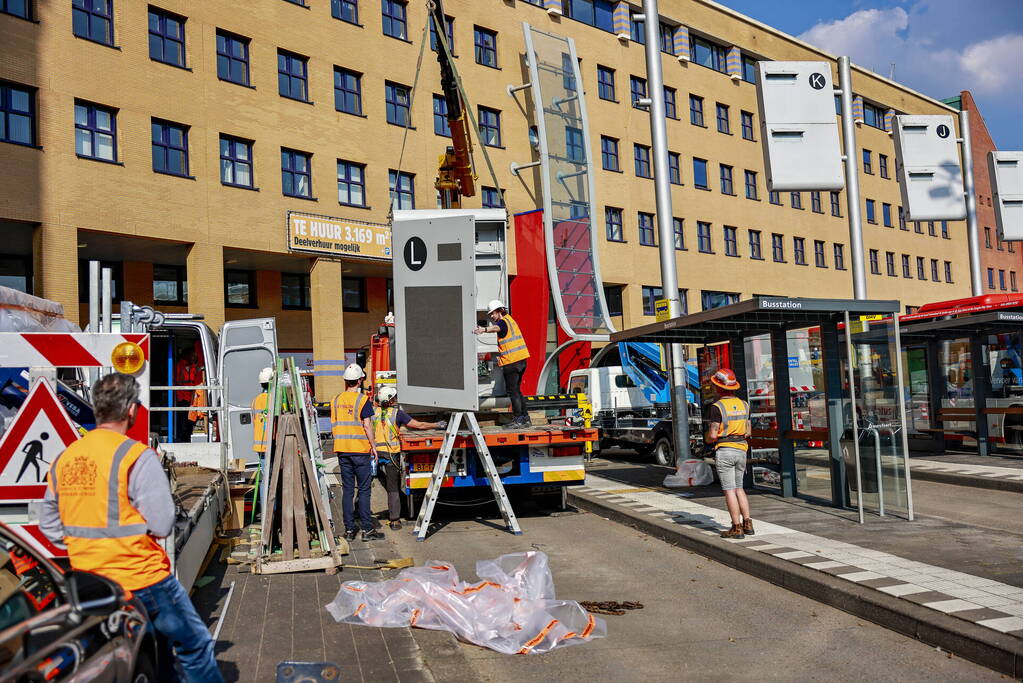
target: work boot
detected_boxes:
[742,518,755,536]
[720,524,745,539]
[344,529,358,541]
[389,520,402,531]
[362,529,384,542]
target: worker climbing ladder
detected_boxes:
[412,411,521,542]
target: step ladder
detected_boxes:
[412,412,522,542]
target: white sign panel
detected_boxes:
[393,213,478,412]
[989,151,1023,241]
[892,115,966,221]
[756,61,844,191]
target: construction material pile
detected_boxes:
[325,551,606,655]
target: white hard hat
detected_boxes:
[487,299,506,314]
[377,386,397,403]
[258,367,274,384]
[343,363,365,381]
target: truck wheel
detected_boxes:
[652,436,675,467]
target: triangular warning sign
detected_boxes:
[0,378,81,502]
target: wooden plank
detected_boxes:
[281,418,296,562]
[983,406,1023,415]
[254,554,338,575]
[298,433,339,559]
[260,419,287,555]
[293,435,310,560]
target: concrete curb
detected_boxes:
[568,488,1023,679]
[910,467,1023,494]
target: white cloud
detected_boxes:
[959,34,1023,95]
[800,7,909,66]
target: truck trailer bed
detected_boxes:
[401,423,597,452]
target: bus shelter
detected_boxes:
[900,306,1023,457]
[612,296,914,520]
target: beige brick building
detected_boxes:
[0,0,971,398]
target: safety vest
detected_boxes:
[374,406,401,455]
[251,392,268,453]
[712,397,750,452]
[49,430,171,591]
[331,390,371,454]
[497,315,530,367]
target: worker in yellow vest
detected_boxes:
[40,373,222,682]
[251,367,273,457]
[474,299,531,429]
[373,386,446,530]
[704,368,754,539]
[332,363,380,542]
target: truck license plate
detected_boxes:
[413,463,434,472]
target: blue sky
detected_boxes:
[717,0,1023,149]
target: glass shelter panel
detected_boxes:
[744,334,781,491]
[788,328,831,501]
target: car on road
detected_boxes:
[0,523,157,681]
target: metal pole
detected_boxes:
[838,56,867,300]
[639,0,689,465]
[101,267,112,333]
[959,109,983,296]
[88,261,100,332]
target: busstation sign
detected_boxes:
[287,211,392,261]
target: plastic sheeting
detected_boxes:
[0,286,79,333]
[325,551,606,655]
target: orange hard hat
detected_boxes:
[710,367,741,391]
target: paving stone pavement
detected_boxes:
[911,455,1023,481]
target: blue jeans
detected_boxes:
[134,574,223,683]
[338,453,374,531]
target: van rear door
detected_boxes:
[218,319,277,463]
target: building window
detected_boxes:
[385,81,411,127]
[830,191,841,217]
[389,170,414,209]
[898,206,907,230]
[689,35,726,73]
[719,164,734,195]
[769,191,781,205]
[153,264,186,305]
[814,240,826,268]
[74,100,116,161]
[668,152,681,185]
[1012,271,1017,291]
[597,65,615,101]
[605,207,623,242]
[1,0,30,19]
[744,170,758,200]
[634,144,651,178]
[342,277,366,311]
[869,249,880,274]
[985,226,992,248]
[741,55,757,84]
[563,126,584,164]
[663,86,677,119]
[932,259,940,282]
[630,76,647,109]
[433,95,450,136]
[863,101,885,130]
[604,285,623,317]
[659,20,674,54]
[601,136,619,171]
[916,257,926,280]
[277,50,309,102]
[997,231,1004,250]
[928,221,936,237]
[835,244,846,270]
[902,255,912,279]
[724,226,738,257]
[474,26,498,67]
[772,233,784,262]
[689,94,704,126]
[999,269,1007,290]
[638,212,655,246]
[914,221,923,234]
[740,110,754,141]
[793,237,806,265]
[334,67,362,115]
[697,222,712,253]
[281,148,312,198]
[430,14,454,53]
[790,192,802,209]
[478,106,502,147]
[151,119,189,177]
[885,251,896,277]
[988,268,995,289]
[481,186,504,208]
[702,290,739,310]
[941,221,950,239]
[0,82,34,146]
[629,12,644,43]
[882,203,892,227]
[224,269,257,307]
[716,103,730,134]
[148,7,186,68]
[673,218,685,250]
[281,272,311,309]
[382,0,407,40]
[865,199,876,223]
[879,153,889,179]
[220,135,253,188]
[748,230,762,259]
[331,0,358,24]
[810,191,822,213]
[641,286,660,316]
[693,157,708,189]
[862,149,872,174]
[72,0,114,45]
[945,261,953,283]
[216,31,250,86]
[337,159,365,207]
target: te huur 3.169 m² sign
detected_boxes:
[287,211,392,261]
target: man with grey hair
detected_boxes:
[41,373,222,682]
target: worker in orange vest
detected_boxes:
[251,367,273,457]
[332,364,380,542]
[173,348,201,443]
[705,368,753,539]
[40,373,222,682]
[474,299,531,429]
